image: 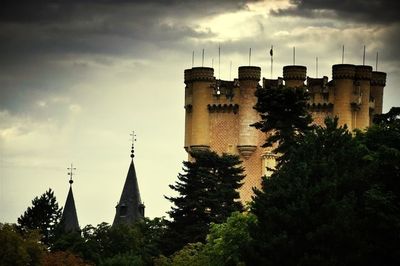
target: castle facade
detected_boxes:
[183,64,386,202]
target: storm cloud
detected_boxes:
[271,0,400,24]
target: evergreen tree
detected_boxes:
[252,85,313,163]
[249,117,400,265]
[17,188,62,247]
[164,150,244,254]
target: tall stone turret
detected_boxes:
[355,65,372,129]
[237,66,261,158]
[332,64,356,130]
[184,67,215,152]
[283,65,307,87]
[370,71,386,117]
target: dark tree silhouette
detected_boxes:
[17,188,62,247]
[164,150,245,254]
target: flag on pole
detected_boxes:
[270,47,273,56]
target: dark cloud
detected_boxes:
[271,0,400,24]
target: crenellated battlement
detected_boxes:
[332,64,356,79]
[184,67,214,84]
[283,65,307,81]
[355,65,372,80]
[238,66,261,81]
[371,71,387,86]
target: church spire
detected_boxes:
[60,163,80,233]
[113,132,145,226]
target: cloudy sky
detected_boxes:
[1,0,399,227]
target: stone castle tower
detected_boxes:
[183,64,386,202]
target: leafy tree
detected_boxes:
[155,212,256,266]
[41,251,89,266]
[17,188,62,247]
[0,223,45,266]
[68,218,166,265]
[164,150,245,254]
[204,212,256,266]
[249,117,400,265]
[252,85,313,162]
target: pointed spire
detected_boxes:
[113,133,145,226]
[60,164,80,233]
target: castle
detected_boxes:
[183,64,386,202]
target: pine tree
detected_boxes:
[248,117,400,265]
[17,188,62,247]
[164,150,244,254]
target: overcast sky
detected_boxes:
[1,0,399,227]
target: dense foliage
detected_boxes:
[249,115,400,265]
[252,85,313,158]
[164,150,245,254]
[0,223,45,266]
[17,188,62,247]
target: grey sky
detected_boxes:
[1,0,399,226]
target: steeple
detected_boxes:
[60,164,80,233]
[113,132,145,226]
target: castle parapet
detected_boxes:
[332,64,356,79]
[283,65,306,87]
[371,71,387,86]
[238,66,261,81]
[283,65,306,81]
[355,65,372,80]
[184,67,214,84]
[370,71,386,116]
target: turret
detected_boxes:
[371,71,386,117]
[237,66,261,158]
[355,65,372,129]
[283,65,307,88]
[184,67,214,152]
[332,64,356,130]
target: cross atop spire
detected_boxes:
[67,163,76,185]
[130,131,137,158]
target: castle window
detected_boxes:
[262,153,277,177]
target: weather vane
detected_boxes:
[67,163,76,185]
[130,131,137,158]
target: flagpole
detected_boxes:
[229,60,232,80]
[218,45,221,79]
[249,48,252,66]
[202,48,204,67]
[362,45,366,65]
[376,52,379,71]
[316,56,318,77]
[342,45,344,64]
[293,46,295,65]
[270,45,273,79]
[192,50,194,67]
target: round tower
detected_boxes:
[371,71,386,116]
[184,67,214,152]
[355,65,372,129]
[332,64,356,130]
[184,69,193,151]
[237,66,261,158]
[283,65,307,87]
